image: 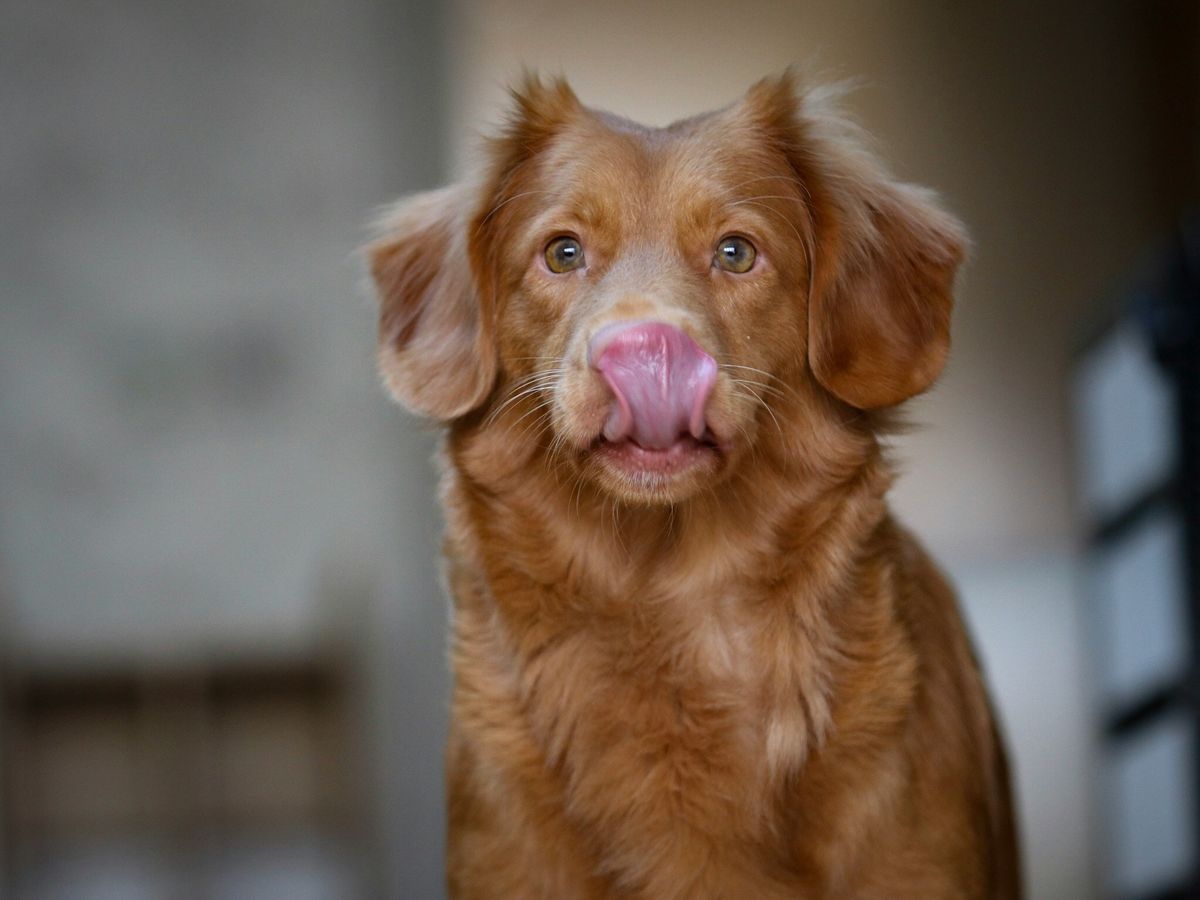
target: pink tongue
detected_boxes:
[589,321,717,450]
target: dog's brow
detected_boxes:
[724,173,810,198]
[572,193,617,228]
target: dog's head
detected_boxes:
[367,74,965,506]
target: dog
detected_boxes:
[366,72,1020,899]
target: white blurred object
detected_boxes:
[1105,713,1196,896]
[15,841,175,900]
[205,836,362,900]
[1073,323,1176,520]
[1090,510,1189,707]
[952,553,1095,900]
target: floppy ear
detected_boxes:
[366,184,496,420]
[749,75,968,409]
[366,74,580,420]
[807,177,966,410]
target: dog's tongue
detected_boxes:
[590,321,717,450]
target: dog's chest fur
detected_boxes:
[441,459,917,898]
[453,576,817,897]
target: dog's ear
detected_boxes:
[805,176,966,410]
[366,74,581,420]
[367,184,495,420]
[746,75,968,409]
[495,72,582,153]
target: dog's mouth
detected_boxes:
[590,430,723,477]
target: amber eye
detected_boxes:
[714,235,756,273]
[545,236,585,273]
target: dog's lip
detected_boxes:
[590,432,722,475]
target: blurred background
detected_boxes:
[1,2,1197,898]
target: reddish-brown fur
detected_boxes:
[367,72,1020,899]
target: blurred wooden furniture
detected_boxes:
[3,652,375,900]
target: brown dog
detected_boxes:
[367,73,1020,899]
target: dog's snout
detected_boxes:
[588,321,717,449]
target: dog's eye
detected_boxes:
[714,235,756,273]
[545,236,585,273]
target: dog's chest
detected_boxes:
[514,591,812,886]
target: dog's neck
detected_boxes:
[443,410,895,618]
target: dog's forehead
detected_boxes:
[537,106,790,219]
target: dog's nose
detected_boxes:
[588,321,717,449]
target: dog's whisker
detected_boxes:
[569,471,587,520]
[728,377,789,404]
[724,173,811,202]
[510,395,556,428]
[729,381,785,439]
[474,189,555,234]
[732,194,808,205]
[719,364,799,401]
[510,355,565,362]
[485,371,567,425]
[515,406,555,443]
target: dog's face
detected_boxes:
[369,75,965,506]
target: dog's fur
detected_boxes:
[367,73,1020,899]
